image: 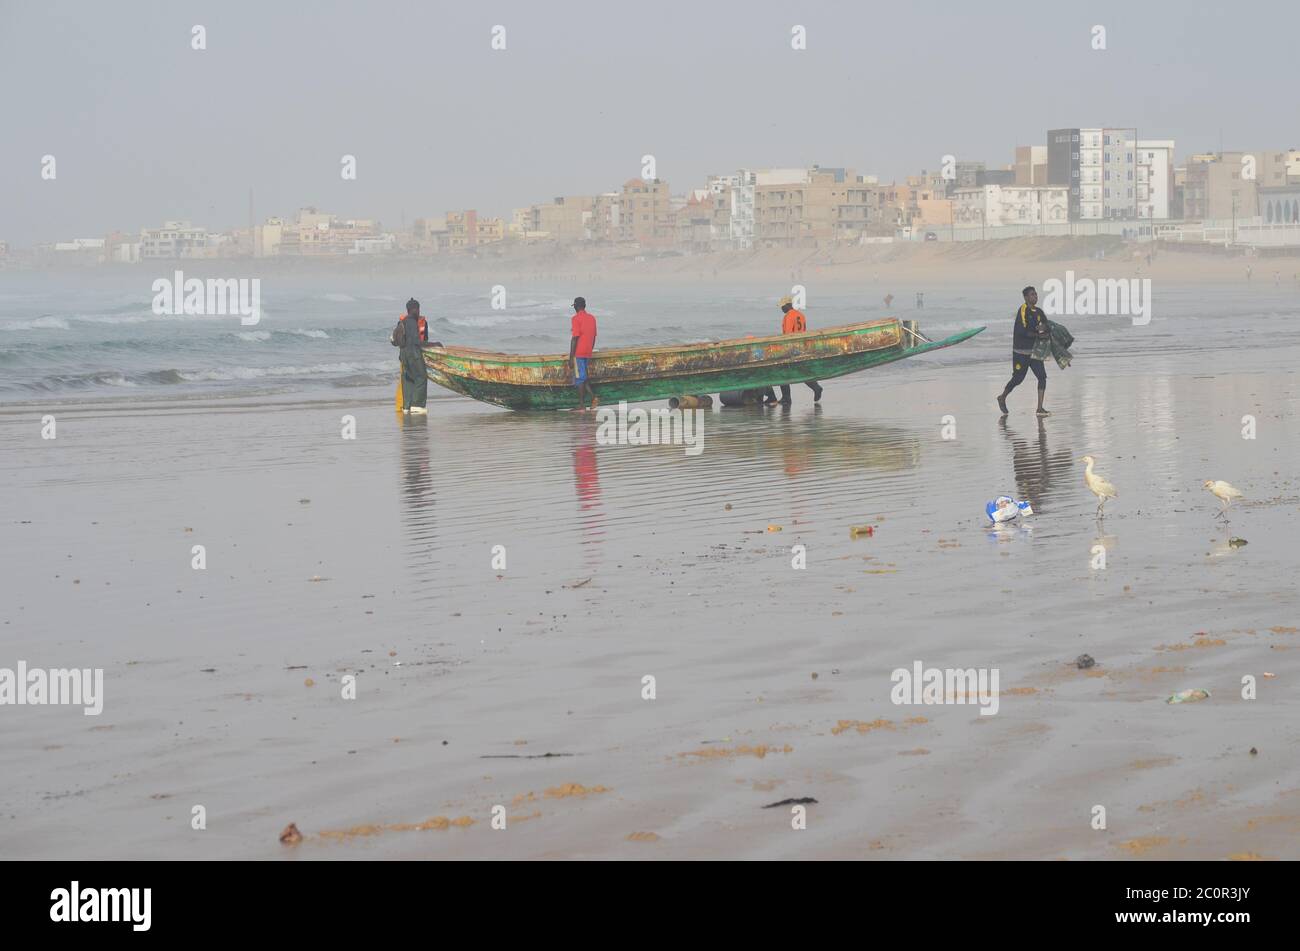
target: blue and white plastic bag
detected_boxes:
[986,496,1033,523]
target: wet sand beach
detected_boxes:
[3,319,1298,860]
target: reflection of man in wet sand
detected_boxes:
[999,416,1072,513]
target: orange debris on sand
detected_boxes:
[832,717,927,736]
[678,744,792,760]
[1115,836,1169,856]
[543,783,611,799]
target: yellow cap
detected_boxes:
[779,295,793,306]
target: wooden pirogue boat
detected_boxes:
[422,317,984,410]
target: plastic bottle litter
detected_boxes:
[849,524,874,538]
[986,496,1033,523]
[1167,688,1210,704]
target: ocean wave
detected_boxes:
[7,361,392,393]
[0,315,70,331]
[434,312,558,329]
[319,293,357,302]
[177,361,391,382]
[229,328,327,342]
[506,298,572,312]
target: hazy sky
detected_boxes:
[2,0,1296,244]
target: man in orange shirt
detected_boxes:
[569,296,598,411]
[766,295,823,405]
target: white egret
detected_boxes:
[1081,456,1117,517]
[1203,480,1244,519]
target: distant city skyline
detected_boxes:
[3,0,1298,243]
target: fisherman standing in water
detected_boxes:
[391,297,440,414]
[996,285,1051,417]
[569,296,598,411]
[763,296,823,405]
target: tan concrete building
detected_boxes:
[588,193,621,243]
[753,168,883,247]
[446,210,478,249]
[1014,146,1049,185]
[254,217,283,257]
[278,210,379,255]
[618,179,673,247]
[1184,154,1258,220]
[912,198,955,229]
[476,217,504,245]
[674,192,715,253]
[529,196,594,244]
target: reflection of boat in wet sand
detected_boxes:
[423,318,984,410]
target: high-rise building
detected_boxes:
[1134,140,1175,219]
[1099,128,1138,219]
[1049,128,1138,219]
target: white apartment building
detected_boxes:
[952,185,1069,228]
[725,169,757,249]
[53,238,106,252]
[1134,140,1175,219]
[348,234,396,254]
[141,220,210,259]
[1100,128,1138,219]
[1074,128,1104,219]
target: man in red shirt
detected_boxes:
[569,296,598,411]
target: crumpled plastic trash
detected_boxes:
[986,496,1034,523]
[1167,688,1211,704]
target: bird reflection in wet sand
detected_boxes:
[999,416,1073,513]
[398,413,436,564]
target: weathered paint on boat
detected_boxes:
[422,317,984,410]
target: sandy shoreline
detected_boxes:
[3,330,1298,860]
[11,237,1300,289]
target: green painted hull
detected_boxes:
[424,321,984,411]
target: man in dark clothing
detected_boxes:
[997,286,1051,417]
[391,297,440,414]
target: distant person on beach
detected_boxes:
[916,291,924,308]
[884,293,894,309]
[390,297,440,414]
[764,296,823,405]
[570,296,598,411]
[996,285,1051,417]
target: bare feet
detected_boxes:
[996,394,1008,415]
[1036,407,1051,417]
